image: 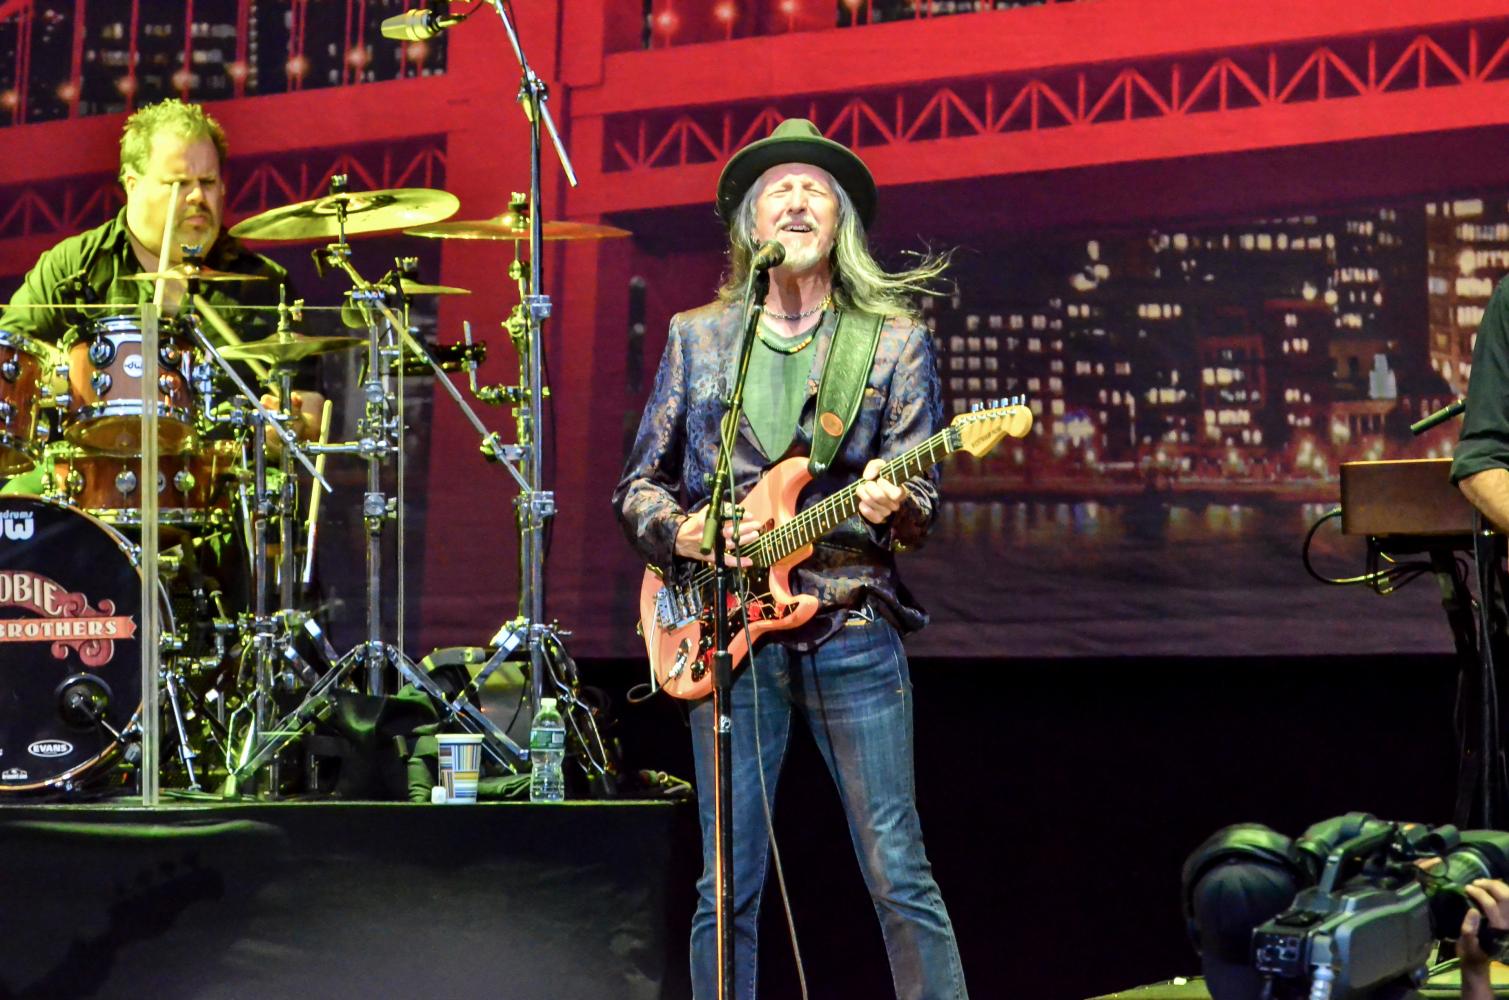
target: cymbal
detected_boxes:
[229,188,460,242]
[218,333,364,363]
[124,265,270,283]
[404,213,631,242]
[395,279,471,296]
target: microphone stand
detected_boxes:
[700,262,769,1000]
[479,0,579,768]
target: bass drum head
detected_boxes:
[0,496,151,793]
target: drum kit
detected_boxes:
[0,176,630,801]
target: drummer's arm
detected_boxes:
[0,242,78,346]
[258,389,326,442]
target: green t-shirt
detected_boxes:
[743,313,825,460]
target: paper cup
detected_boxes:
[435,733,485,804]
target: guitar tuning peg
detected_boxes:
[970,401,981,413]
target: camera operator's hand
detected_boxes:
[1459,879,1509,1000]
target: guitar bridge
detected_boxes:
[654,582,701,632]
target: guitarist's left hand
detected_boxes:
[856,459,906,525]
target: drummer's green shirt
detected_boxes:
[0,208,289,348]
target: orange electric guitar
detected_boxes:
[638,399,1034,699]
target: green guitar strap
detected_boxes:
[808,308,885,477]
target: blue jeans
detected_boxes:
[688,616,968,1000]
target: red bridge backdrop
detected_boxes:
[5,0,1509,660]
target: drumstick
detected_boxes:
[152,181,182,310]
[192,293,269,380]
[302,398,333,589]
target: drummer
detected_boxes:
[0,97,324,453]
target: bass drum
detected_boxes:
[0,496,168,795]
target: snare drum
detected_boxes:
[0,330,48,475]
[63,314,197,454]
[0,496,168,795]
[50,443,237,530]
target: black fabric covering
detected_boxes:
[0,800,696,1000]
[314,686,440,800]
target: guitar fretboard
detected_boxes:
[683,424,960,592]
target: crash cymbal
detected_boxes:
[124,265,271,283]
[229,188,460,242]
[404,212,631,242]
[218,333,364,363]
[395,278,471,296]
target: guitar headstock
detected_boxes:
[950,396,1034,457]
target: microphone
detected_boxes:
[1410,398,1465,436]
[380,3,462,41]
[750,239,786,271]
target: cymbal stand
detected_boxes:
[374,286,548,770]
[344,258,531,769]
[184,301,330,796]
[300,197,528,770]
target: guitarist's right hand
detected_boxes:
[675,509,758,568]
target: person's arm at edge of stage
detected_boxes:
[858,318,942,549]
[1458,879,1509,1000]
[1455,276,1509,530]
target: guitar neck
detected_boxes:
[753,425,957,565]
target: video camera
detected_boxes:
[1251,814,1509,1000]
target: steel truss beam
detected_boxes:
[0,138,447,245]
[602,19,1509,176]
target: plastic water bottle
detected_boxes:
[528,697,567,802]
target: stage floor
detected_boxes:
[0,799,698,1000]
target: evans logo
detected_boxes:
[28,740,73,758]
[1,511,33,541]
[123,354,144,377]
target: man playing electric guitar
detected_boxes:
[613,118,970,1000]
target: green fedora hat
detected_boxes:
[716,118,877,229]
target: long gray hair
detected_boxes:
[717,168,950,320]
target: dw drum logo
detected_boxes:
[0,510,33,541]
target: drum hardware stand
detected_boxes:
[184,296,331,797]
[442,200,581,754]
[317,232,530,770]
[161,668,201,790]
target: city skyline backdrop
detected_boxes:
[2,1,1505,659]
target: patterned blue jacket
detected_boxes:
[612,297,943,637]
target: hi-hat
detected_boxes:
[219,333,364,363]
[405,212,631,241]
[230,188,461,242]
[124,266,270,283]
